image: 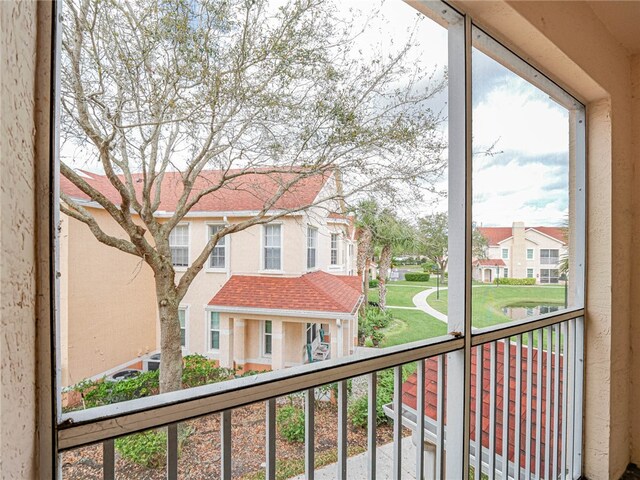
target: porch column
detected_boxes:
[219,315,234,369]
[233,319,246,367]
[412,431,438,479]
[336,319,344,357]
[330,320,339,359]
[271,320,285,370]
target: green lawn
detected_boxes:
[427,285,565,329]
[381,308,447,347]
[388,278,439,287]
[367,286,428,307]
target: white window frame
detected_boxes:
[527,268,534,278]
[540,248,560,265]
[307,226,318,270]
[526,248,534,260]
[261,223,283,273]
[262,320,273,356]
[178,306,189,353]
[169,223,190,270]
[503,267,509,278]
[501,247,509,259]
[330,233,339,266]
[208,311,221,351]
[206,223,228,272]
[540,268,560,284]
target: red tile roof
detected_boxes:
[478,226,566,245]
[473,259,506,267]
[401,341,564,476]
[60,169,331,213]
[208,271,363,314]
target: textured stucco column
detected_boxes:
[329,320,339,360]
[219,315,234,368]
[1,1,40,478]
[630,53,640,466]
[271,320,286,370]
[233,319,246,366]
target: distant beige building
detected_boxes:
[473,222,567,284]
[59,170,360,387]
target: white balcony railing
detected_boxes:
[58,309,584,480]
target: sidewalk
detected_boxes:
[290,436,423,479]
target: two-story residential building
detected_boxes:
[473,222,567,284]
[59,169,360,387]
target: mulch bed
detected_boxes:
[61,398,407,479]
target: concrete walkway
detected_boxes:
[410,287,449,323]
[290,436,424,479]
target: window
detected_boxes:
[330,234,339,265]
[527,248,534,260]
[209,312,220,350]
[527,268,534,278]
[208,225,226,269]
[169,224,189,267]
[263,321,272,355]
[179,308,187,349]
[540,268,560,284]
[306,323,318,345]
[503,268,509,278]
[264,225,282,270]
[307,226,318,269]
[540,248,560,265]
[501,248,509,259]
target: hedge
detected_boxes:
[493,277,536,285]
[404,272,431,282]
[369,279,379,288]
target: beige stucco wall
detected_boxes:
[59,208,355,382]
[0,1,39,478]
[485,227,567,282]
[176,213,353,358]
[453,1,634,477]
[60,211,158,386]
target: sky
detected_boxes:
[306,0,572,227]
[61,0,572,228]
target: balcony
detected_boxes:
[59,310,584,479]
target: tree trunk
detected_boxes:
[357,228,373,311]
[156,281,183,394]
[378,244,392,309]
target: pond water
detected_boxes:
[501,303,564,320]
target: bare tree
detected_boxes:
[61,0,446,393]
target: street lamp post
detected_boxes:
[436,268,440,300]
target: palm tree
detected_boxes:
[353,200,379,309]
[374,213,416,309]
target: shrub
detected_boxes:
[277,405,305,443]
[115,426,192,469]
[358,307,392,346]
[404,272,431,282]
[493,277,536,286]
[71,370,160,409]
[349,368,411,428]
[349,394,387,428]
[369,279,379,288]
[421,262,435,273]
[69,355,235,411]
[115,430,167,468]
[182,354,235,388]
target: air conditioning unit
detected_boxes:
[143,353,161,372]
[107,369,141,382]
